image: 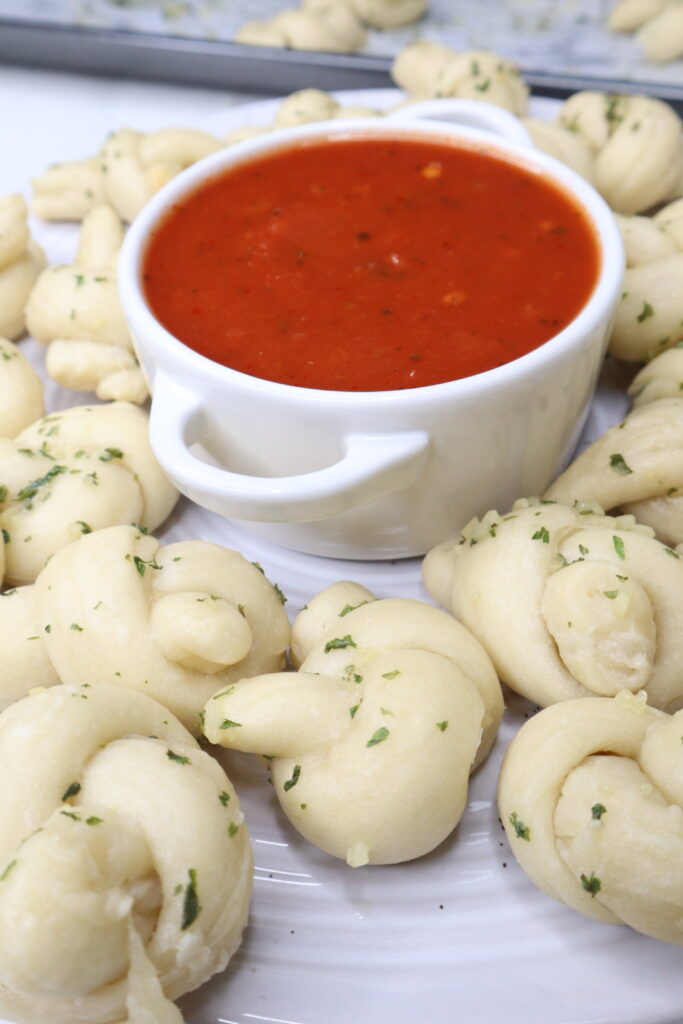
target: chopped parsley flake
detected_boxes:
[581,872,602,896]
[70,623,84,632]
[61,781,81,801]
[637,301,654,323]
[219,719,242,730]
[166,749,191,765]
[609,453,633,476]
[603,590,618,599]
[98,447,123,462]
[436,721,449,731]
[16,464,67,504]
[532,527,550,543]
[349,704,360,718]
[339,600,370,617]
[283,764,301,791]
[578,544,589,556]
[664,547,680,559]
[324,635,356,653]
[612,536,626,560]
[382,670,400,679]
[591,803,606,820]
[86,816,102,826]
[181,868,201,930]
[218,791,231,806]
[509,812,530,841]
[272,582,287,605]
[76,521,92,534]
[132,554,162,578]
[228,822,239,837]
[367,726,390,748]
[212,686,235,700]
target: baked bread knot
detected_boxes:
[0,339,44,438]
[608,0,683,63]
[628,344,683,406]
[556,91,683,214]
[204,581,503,866]
[0,194,46,341]
[5,524,290,730]
[237,0,366,53]
[392,42,528,115]
[222,88,380,148]
[31,127,222,223]
[423,498,683,712]
[609,253,683,361]
[24,205,148,403]
[236,0,425,52]
[498,690,683,944]
[614,197,683,267]
[0,402,178,585]
[348,0,427,29]
[522,118,596,184]
[544,398,683,545]
[0,684,252,1024]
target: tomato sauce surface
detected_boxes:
[143,136,600,391]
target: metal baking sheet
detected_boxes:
[0,0,681,104]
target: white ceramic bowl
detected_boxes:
[119,99,624,561]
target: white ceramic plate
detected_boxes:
[5,88,682,1024]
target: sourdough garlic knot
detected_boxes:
[498,691,683,944]
[545,398,683,546]
[236,0,425,53]
[608,0,683,63]
[236,0,366,53]
[392,41,528,114]
[556,91,683,214]
[0,194,46,340]
[25,205,148,403]
[423,499,683,712]
[0,339,44,438]
[608,201,683,359]
[0,684,252,1024]
[0,402,178,585]
[31,127,222,223]
[204,581,503,866]
[0,524,291,728]
[628,345,683,406]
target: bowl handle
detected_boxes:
[149,374,431,523]
[387,98,532,146]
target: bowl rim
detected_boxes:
[119,113,625,408]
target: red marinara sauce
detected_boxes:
[143,136,600,392]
